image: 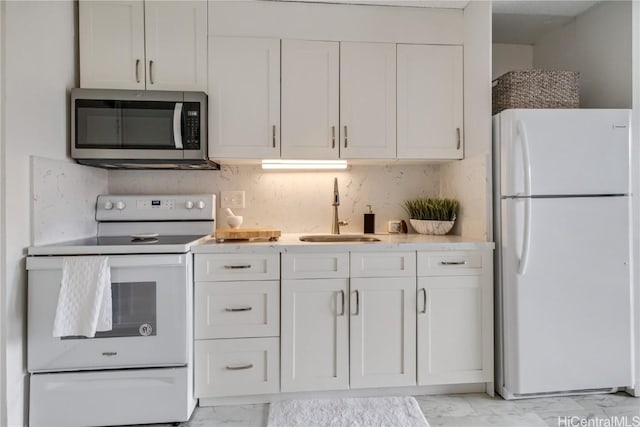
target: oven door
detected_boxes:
[27,254,191,373]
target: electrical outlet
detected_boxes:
[220,190,245,209]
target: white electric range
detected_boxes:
[26,194,215,427]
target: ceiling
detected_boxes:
[492,1,600,44]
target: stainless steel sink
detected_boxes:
[299,234,381,243]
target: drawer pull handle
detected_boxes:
[225,306,252,312]
[440,261,467,266]
[224,264,252,269]
[225,363,254,371]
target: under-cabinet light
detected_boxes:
[261,160,348,170]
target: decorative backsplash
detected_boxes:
[108,164,441,234]
[31,156,108,245]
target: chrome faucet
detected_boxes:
[331,177,348,234]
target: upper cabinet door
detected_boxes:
[340,42,396,159]
[144,1,207,92]
[397,44,463,160]
[281,40,340,159]
[79,1,145,90]
[209,37,281,159]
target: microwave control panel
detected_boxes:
[183,103,201,150]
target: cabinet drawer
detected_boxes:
[417,251,486,276]
[195,253,279,281]
[282,253,349,279]
[195,281,279,339]
[350,251,416,277]
[195,337,279,398]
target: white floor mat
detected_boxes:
[267,396,430,427]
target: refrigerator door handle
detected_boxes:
[516,120,532,197]
[518,197,532,275]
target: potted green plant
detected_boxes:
[402,197,459,235]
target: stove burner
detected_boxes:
[130,233,160,244]
[131,238,159,244]
[130,233,160,240]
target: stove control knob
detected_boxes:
[115,201,126,211]
[185,201,194,210]
[104,201,114,210]
[196,200,206,210]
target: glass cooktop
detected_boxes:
[27,234,213,256]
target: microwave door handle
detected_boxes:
[173,102,184,149]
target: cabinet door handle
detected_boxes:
[337,290,345,316]
[351,290,359,316]
[225,306,252,312]
[225,363,253,371]
[135,59,141,83]
[224,264,252,269]
[332,126,336,149]
[419,288,427,314]
[456,127,461,150]
[344,125,348,148]
[149,60,154,85]
[272,125,276,148]
[440,260,467,266]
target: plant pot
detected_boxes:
[409,219,455,235]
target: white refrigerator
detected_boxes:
[493,109,633,399]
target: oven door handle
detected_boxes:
[26,254,186,270]
[173,102,184,149]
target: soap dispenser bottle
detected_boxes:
[364,205,375,234]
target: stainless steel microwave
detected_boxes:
[71,88,218,170]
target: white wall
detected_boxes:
[533,1,632,108]
[109,164,441,234]
[492,43,533,80]
[632,0,640,397]
[0,2,5,425]
[2,2,75,425]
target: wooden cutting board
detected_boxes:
[215,227,281,242]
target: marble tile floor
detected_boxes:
[142,392,640,427]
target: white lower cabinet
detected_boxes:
[195,337,279,397]
[281,278,350,392]
[194,253,281,399]
[281,252,417,392]
[350,277,416,388]
[195,248,493,400]
[416,251,493,385]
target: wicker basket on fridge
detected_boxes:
[492,70,580,115]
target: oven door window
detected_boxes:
[62,281,157,340]
[100,281,156,338]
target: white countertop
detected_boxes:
[192,233,494,253]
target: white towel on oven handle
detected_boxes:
[52,256,112,338]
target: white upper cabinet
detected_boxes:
[209,37,281,159]
[144,1,207,91]
[397,44,463,159]
[79,0,207,91]
[79,1,145,90]
[340,42,396,159]
[281,40,340,159]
